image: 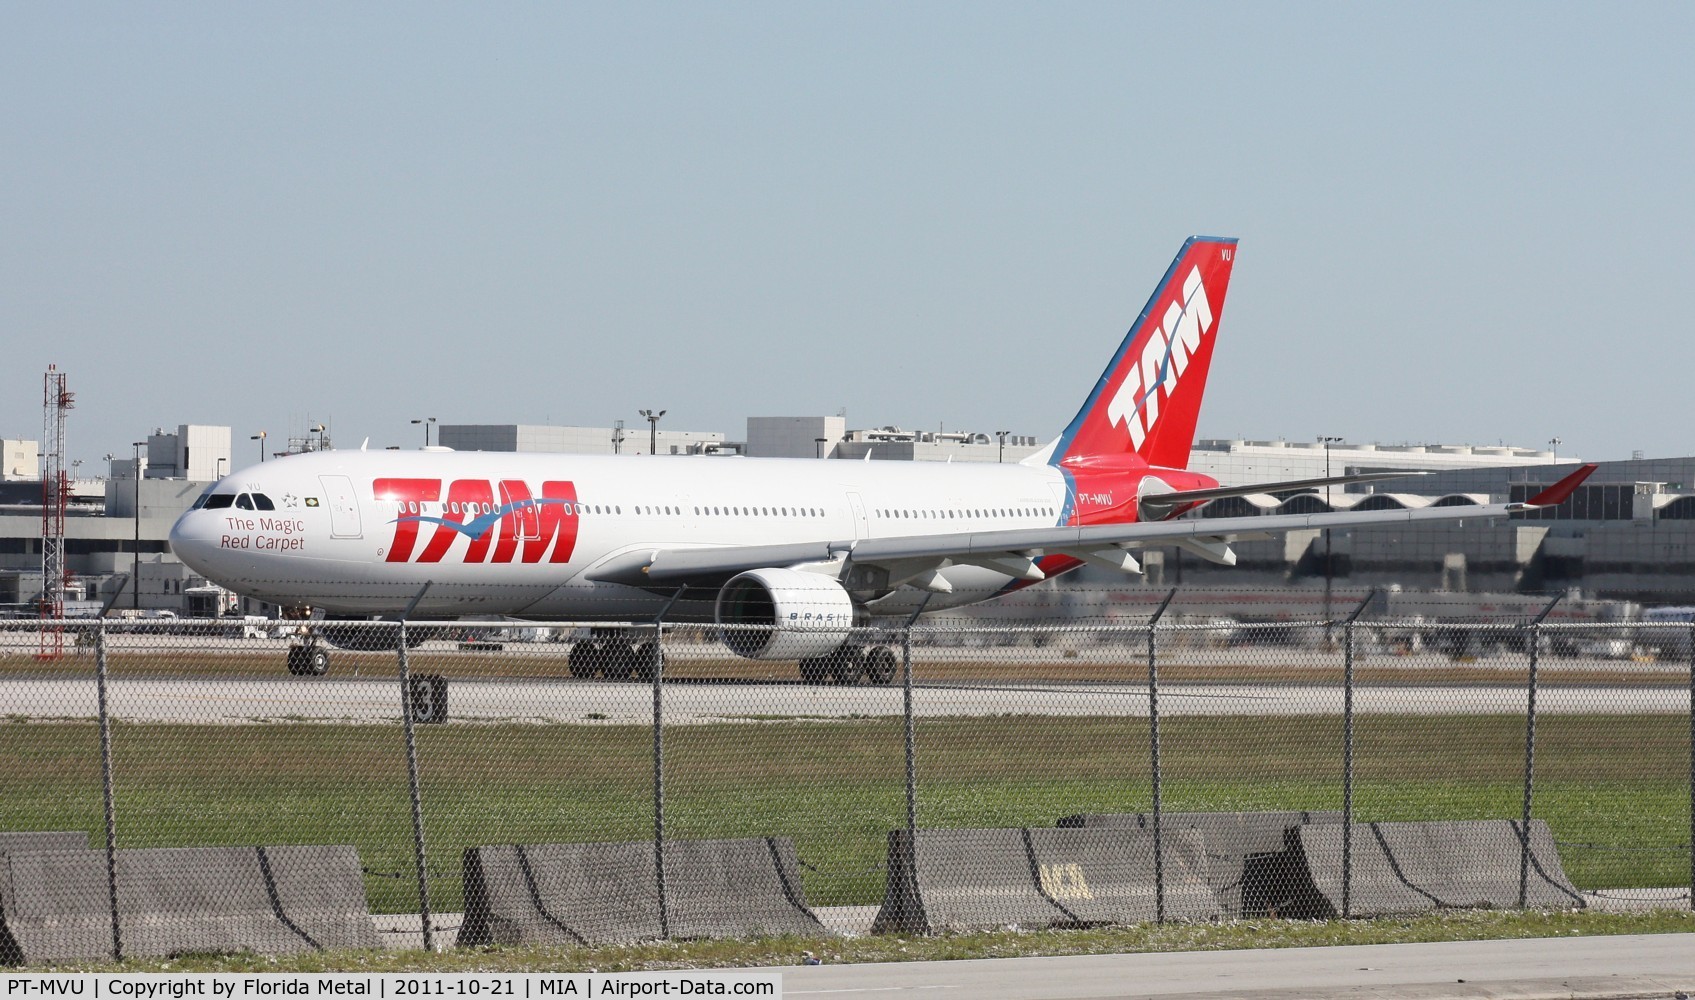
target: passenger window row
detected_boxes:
[874,506,1054,521]
[695,506,822,517]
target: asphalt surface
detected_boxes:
[3,672,1687,723]
[773,933,1695,999]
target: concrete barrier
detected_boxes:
[0,832,88,854]
[1026,827,1217,924]
[873,826,1218,935]
[1057,810,1342,830]
[458,840,656,947]
[0,845,380,964]
[1288,820,1585,918]
[1054,811,1343,917]
[0,849,109,963]
[664,837,826,940]
[457,836,827,948]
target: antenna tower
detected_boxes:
[39,366,73,659]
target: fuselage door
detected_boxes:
[501,480,542,541]
[318,475,363,539]
[1048,481,1072,524]
[847,491,869,540]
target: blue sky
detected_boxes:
[4,3,1690,471]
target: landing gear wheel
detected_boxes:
[798,657,828,684]
[288,645,329,676]
[603,640,636,681]
[865,646,899,685]
[632,642,660,682]
[568,640,602,678]
[830,647,866,686]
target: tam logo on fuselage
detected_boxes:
[1104,264,1215,450]
[375,478,580,564]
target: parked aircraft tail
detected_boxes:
[1042,236,1238,470]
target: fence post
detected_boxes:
[1147,587,1176,925]
[902,623,918,860]
[652,621,668,939]
[1520,594,1562,908]
[1340,590,1374,920]
[900,595,932,929]
[395,619,435,952]
[93,619,122,961]
[652,587,686,940]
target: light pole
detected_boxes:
[132,441,145,612]
[310,423,327,452]
[612,419,625,455]
[814,437,828,459]
[251,431,266,463]
[995,430,1010,464]
[216,457,227,480]
[639,409,666,456]
[412,417,437,447]
[1319,435,1343,638]
[1549,437,1561,462]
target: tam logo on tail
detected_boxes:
[1104,264,1217,451]
[1052,237,1236,470]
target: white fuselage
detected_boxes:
[169,449,1074,621]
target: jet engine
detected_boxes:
[715,567,856,660]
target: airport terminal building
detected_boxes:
[2,417,1693,617]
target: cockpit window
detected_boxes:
[235,494,254,510]
[252,494,275,511]
[203,494,236,510]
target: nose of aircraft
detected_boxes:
[169,503,224,579]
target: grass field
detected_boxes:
[1,713,1688,914]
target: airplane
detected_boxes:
[168,236,1596,680]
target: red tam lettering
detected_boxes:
[374,478,441,563]
[524,481,580,564]
[417,480,495,563]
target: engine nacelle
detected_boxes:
[715,567,856,660]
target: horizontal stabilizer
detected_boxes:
[1511,464,1598,509]
[1139,471,1426,519]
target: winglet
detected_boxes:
[1514,463,1598,509]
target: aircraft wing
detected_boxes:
[586,464,1596,590]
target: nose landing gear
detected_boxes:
[286,641,330,676]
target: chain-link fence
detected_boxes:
[2,600,1691,957]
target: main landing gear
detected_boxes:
[567,631,661,681]
[286,639,330,677]
[798,644,899,686]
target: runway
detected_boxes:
[773,933,1695,999]
[1,672,1685,724]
